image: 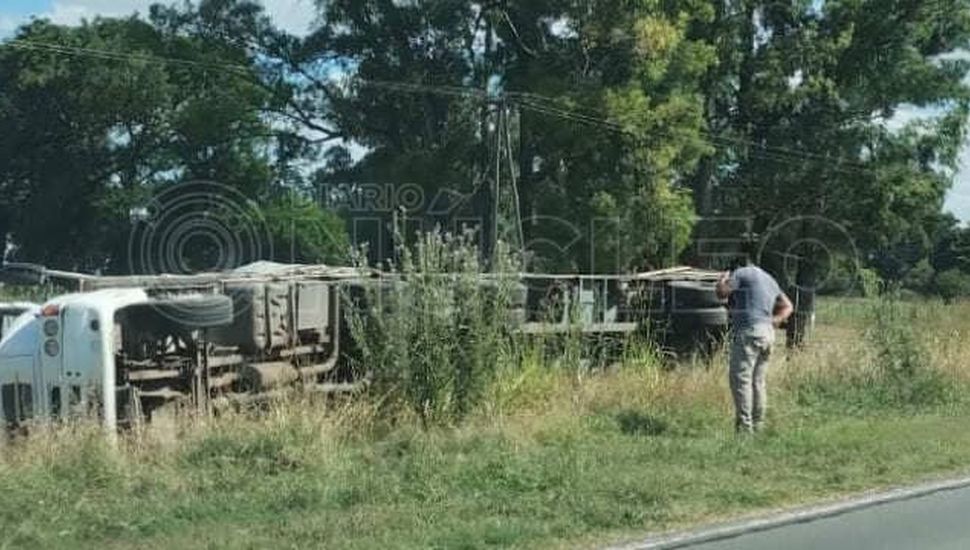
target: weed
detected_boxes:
[787,298,959,413]
[0,298,969,549]
[866,299,955,407]
[346,231,521,425]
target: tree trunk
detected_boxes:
[0,217,10,264]
[786,258,817,349]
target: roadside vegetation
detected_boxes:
[2,282,970,549]
[2,1,970,546]
[345,232,522,426]
[0,285,48,303]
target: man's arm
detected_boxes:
[773,293,794,328]
[716,271,732,300]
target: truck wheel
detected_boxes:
[153,295,234,328]
[668,282,725,309]
[669,308,729,360]
[670,307,729,327]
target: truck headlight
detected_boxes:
[43,319,59,337]
[44,339,60,357]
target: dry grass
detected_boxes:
[2,298,970,549]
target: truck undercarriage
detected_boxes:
[0,262,728,429]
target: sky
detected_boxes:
[1,0,969,222]
[0,0,317,37]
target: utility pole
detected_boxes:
[482,99,525,269]
[492,101,503,262]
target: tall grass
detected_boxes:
[3,299,970,548]
[865,299,955,407]
[6,264,970,548]
[342,230,964,430]
[346,232,522,425]
[783,298,963,414]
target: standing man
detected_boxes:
[716,255,794,434]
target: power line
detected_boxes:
[0,37,903,175]
[512,92,877,174]
[515,97,874,176]
[6,39,254,75]
[5,38,489,98]
[346,76,489,100]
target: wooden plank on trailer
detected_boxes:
[516,322,638,335]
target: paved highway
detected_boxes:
[688,486,970,550]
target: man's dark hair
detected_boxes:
[730,236,759,271]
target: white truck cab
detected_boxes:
[0,264,352,434]
[0,290,149,431]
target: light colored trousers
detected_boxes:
[729,325,776,432]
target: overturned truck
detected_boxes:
[0,262,727,431]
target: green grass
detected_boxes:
[0,285,49,303]
[5,407,970,549]
[3,298,970,549]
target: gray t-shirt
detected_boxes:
[728,266,783,332]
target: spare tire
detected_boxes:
[668,281,725,310]
[152,295,234,328]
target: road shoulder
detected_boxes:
[607,473,970,550]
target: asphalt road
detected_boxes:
[687,486,970,550]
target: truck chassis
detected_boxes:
[0,263,727,429]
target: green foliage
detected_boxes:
[902,259,936,294]
[347,232,521,425]
[0,285,46,303]
[487,345,563,413]
[931,215,970,274]
[309,0,713,271]
[262,193,350,265]
[934,268,970,304]
[865,300,954,407]
[793,299,956,411]
[858,267,885,298]
[700,0,970,285]
[0,1,330,272]
[4,299,970,548]
[2,0,969,281]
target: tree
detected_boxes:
[292,0,715,272]
[0,1,350,272]
[931,214,970,274]
[3,0,969,286]
[703,0,970,292]
[0,18,173,270]
[935,268,970,303]
[503,1,716,272]
[262,193,350,264]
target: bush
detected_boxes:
[818,258,882,297]
[865,300,954,408]
[0,284,52,303]
[793,298,956,411]
[902,259,935,294]
[347,231,521,425]
[933,269,970,304]
[262,193,350,265]
[858,268,884,298]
